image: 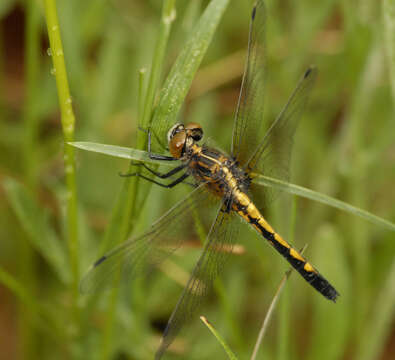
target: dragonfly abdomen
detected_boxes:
[233,191,339,302]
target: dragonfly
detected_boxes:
[81,1,339,358]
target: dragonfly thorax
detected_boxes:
[168,122,203,159]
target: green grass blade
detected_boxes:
[383,0,395,102]
[4,178,70,284]
[69,141,180,166]
[138,68,147,128]
[356,259,395,360]
[0,267,63,342]
[251,174,395,232]
[96,2,178,359]
[251,245,307,360]
[135,0,230,216]
[43,0,79,309]
[151,0,230,144]
[307,226,350,360]
[276,196,298,360]
[126,1,177,236]
[140,0,176,130]
[200,316,239,360]
[69,142,395,233]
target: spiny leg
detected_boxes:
[120,171,190,188]
[121,162,187,179]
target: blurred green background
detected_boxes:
[0,0,394,359]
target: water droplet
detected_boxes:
[52,25,58,31]
[65,97,72,105]
[164,9,176,24]
[47,48,53,56]
[50,68,57,75]
[56,49,63,57]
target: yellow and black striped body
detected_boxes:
[186,144,251,199]
[185,143,338,301]
[232,191,338,300]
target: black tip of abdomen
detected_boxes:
[310,273,339,302]
[324,285,340,303]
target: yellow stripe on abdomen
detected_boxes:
[234,192,339,301]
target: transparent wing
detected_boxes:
[248,67,317,209]
[231,0,267,165]
[80,184,215,294]
[247,66,317,176]
[155,203,240,359]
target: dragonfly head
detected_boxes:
[167,123,203,158]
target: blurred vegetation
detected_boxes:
[0,0,394,360]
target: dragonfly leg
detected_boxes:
[120,172,190,188]
[147,129,177,161]
[123,162,187,179]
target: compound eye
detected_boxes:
[186,123,203,141]
[191,128,203,141]
[167,123,185,143]
[168,131,186,159]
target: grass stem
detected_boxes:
[276,196,297,360]
[43,0,80,320]
[251,245,307,360]
[98,2,177,359]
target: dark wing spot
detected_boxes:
[304,66,316,78]
[94,255,107,267]
[251,6,257,20]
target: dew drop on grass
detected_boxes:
[164,9,176,24]
[47,48,53,56]
[50,68,57,75]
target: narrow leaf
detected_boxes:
[69,141,180,167]
[4,178,70,283]
[151,0,230,148]
[383,0,395,102]
[251,245,307,360]
[307,226,350,360]
[0,266,63,341]
[356,259,395,360]
[69,141,395,233]
[200,316,239,360]
[251,174,395,232]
